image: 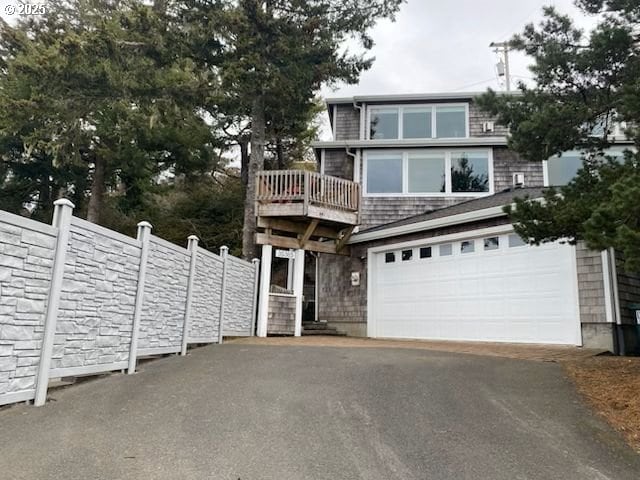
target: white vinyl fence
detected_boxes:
[0,200,259,407]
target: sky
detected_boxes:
[321,0,597,98]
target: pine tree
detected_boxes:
[477,1,640,271]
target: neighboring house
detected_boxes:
[310,92,639,353]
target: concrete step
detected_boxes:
[302,323,331,331]
[302,329,348,337]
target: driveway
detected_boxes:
[0,344,639,480]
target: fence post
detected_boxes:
[127,221,152,374]
[218,246,229,345]
[256,244,272,337]
[251,258,260,336]
[34,199,74,407]
[181,235,199,356]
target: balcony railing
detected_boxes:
[256,170,360,213]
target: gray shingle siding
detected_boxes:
[334,104,360,140]
[493,147,544,191]
[468,101,509,137]
[576,242,607,324]
[615,254,640,326]
[323,149,352,179]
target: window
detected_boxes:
[484,237,500,251]
[385,252,396,263]
[436,106,466,138]
[451,152,490,193]
[508,234,526,248]
[408,154,446,193]
[367,104,468,140]
[402,250,413,261]
[369,108,398,139]
[365,149,492,196]
[439,244,452,256]
[461,240,475,254]
[403,108,432,139]
[420,247,432,258]
[546,148,629,186]
[367,154,403,193]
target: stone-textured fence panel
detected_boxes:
[52,218,140,376]
[225,257,257,336]
[138,237,190,355]
[189,248,223,343]
[0,212,57,405]
[0,202,259,407]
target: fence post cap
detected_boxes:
[220,246,229,255]
[137,221,153,229]
[187,235,199,242]
[252,258,260,264]
[53,198,75,209]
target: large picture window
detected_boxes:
[366,154,403,193]
[364,150,492,196]
[367,104,468,140]
[451,152,490,193]
[545,148,629,186]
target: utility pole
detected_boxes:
[490,41,511,92]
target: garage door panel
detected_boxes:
[371,234,580,345]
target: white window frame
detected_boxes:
[542,146,634,187]
[363,148,494,197]
[366,103,470,140]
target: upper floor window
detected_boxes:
[545,147,629,186]
[369,104,468,140]
[365,149,492,196]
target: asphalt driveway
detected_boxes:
[1,344,639,480]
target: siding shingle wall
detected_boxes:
[576,242,607,324]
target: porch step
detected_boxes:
[302,322,347,336]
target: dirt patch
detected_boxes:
[564,357,640,453]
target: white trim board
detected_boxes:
[350,205,508,244]
[312,137,508,149]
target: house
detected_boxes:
[301,92,639,354]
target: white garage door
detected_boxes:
[369,230,581,345]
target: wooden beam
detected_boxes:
[257,217,340,239]
[336,226,356,253]
[256,233,349,256]
[299,219,319,248]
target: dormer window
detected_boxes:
[368,104,468,140]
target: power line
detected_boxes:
[451,77,498,92]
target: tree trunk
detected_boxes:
[242,95,266,260]
[275,135,285,169]
[239,138,250,187]
[86,156,106,224]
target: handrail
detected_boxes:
[256,170,360,212]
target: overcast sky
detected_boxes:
[321,0,596,98]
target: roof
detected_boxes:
[324,90,520,106]
[349,187,546,244]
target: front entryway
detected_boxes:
[369,230,582,345]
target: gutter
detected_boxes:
[348,205,508,244]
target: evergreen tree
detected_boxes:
[477,1,640,271]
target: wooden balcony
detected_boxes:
[255,170,360,255]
